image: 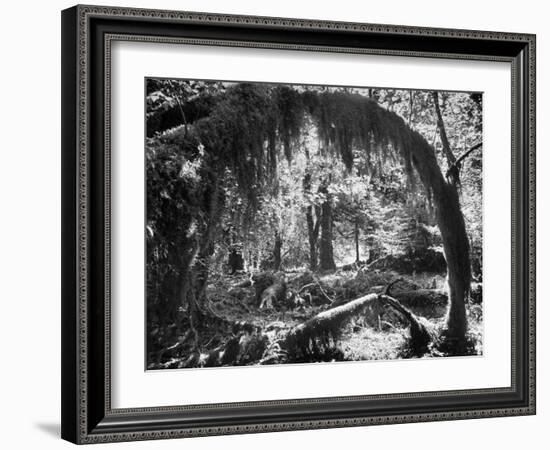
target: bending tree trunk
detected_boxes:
[407,131,470,345]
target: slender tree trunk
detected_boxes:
[319,185,336,271]
[354,219,360,263]
[303,172,320,271]
[432,91,457,168]
[272,231,282,271]
[174,233,200,344]
[408,90,415,127]
[306,209,318,270]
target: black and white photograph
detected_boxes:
[145,79,484,370]
[0,0,543,447]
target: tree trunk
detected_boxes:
[227,248,244,274]
[318,185,336,271]
[182,177,223,333]
[434,184,470,341]
[354,219,360,263]
[432,91,457,168]
[408,90,414,126]
[306,206,321,270]
[303,172,320,271]
[272,231,282,271]
[406,133,470,345]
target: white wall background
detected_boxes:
[0,0,545,448]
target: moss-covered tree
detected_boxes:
[147,82,472,351]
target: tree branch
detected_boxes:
[445,142,482,180]
[455,142,482,166]
[168,80,188,134]
[432,91,456,167]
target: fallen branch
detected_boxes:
[297,280,334,304]
[232,278,252,288]
[297,282,316,294]
[384,277,404,296]
[316,281,335,304]
[365,255,393,269]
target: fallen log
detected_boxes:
[283,293,379,358]
[280,291,432,359]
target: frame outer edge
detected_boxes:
[61,5,80,445]
[76,3,534,41]
[66,5,537,444]
[528,33,536,414]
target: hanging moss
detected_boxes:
[273,85,305,162]
[300,90,417,183]
[160,84,451,220]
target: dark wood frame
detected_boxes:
[61,4,536,444]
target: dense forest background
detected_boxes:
[145,79,483,369]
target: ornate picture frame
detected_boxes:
[61,5,536,444]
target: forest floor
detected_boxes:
[149,265,483,369]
